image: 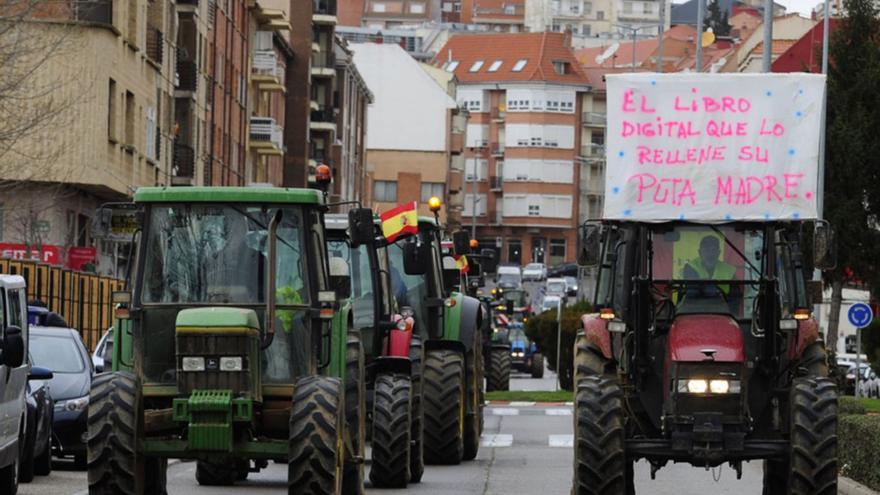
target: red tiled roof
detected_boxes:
[751,39,798,55]
[433,32,591,85]
[576,39,660,68]
[665,24,698,41]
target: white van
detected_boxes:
[0,275,29,493]
[496,265,523,290]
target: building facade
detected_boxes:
[460,0,526,31]
[435,32,591,265]
[525,0,671,39]
[331,41,374,203]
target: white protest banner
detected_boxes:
[603,73,825,222]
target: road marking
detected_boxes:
[509,401,536,407]
[489,407,520,416]
[546,408,572,416]
[549,434,574,447]
[565,401,574,406]
[481,434,514,447]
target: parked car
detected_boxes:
[92,327,114,373]
[29,326,94,469]
[20,365,54,483]
[548,263,578,278]
[563,276,578,297]
[496,264,523,291]
[544,278,568,298]
[522,263,547,281]
[0,275,30,493]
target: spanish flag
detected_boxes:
[454,254,470,274]
[380,201,418,242]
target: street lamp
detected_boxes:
[555,297,563,391]
[612,23,662,71]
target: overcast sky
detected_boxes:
[774,0,821,15]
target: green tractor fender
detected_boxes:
[111,318,134,373]
[439,292,481,352]
[328,300,353,378]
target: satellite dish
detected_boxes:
[595,42,620,65]
[701,30,716,47]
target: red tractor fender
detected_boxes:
[668,315,745,362]
[582,314,612,360]
[384,315,415,358]
[790,317,820,360]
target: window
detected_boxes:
[127,0,138,44]
[373,180,397,202]
[124,91,135,146]
[410,2,425,13]
[528,204,540,216]
[465,159,488,181]
[570,2,580,13]
[108,79,117,141]
[507,240,522,264]
[643,2,652,13]
[373,2,386,11]
[582,24,591,36]
[596,10,604,19]
[552,23,561,32]
[623,1,632,13]
[469,60,485,72]
[7,288,22,328]
[488,60,503,72]
[504,4,515,13]
[444,60,460,72]
[145,106,157,161]
[420,182,445,202]
[584,1,592,13]
[549,239,566,264]
[512,59,528,72]
[453,2,461,11]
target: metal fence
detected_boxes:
[0,259,123,351]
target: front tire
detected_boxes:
[289,376,344,495]
[486,348,510,392]
[530,352,545,379]
[422,350,465,465]
[788,377,838,495]
[343,331,365,495]
[368,373,411,488]
[574,376,630,495]
[408,335,425,483]
[463,347,482,461]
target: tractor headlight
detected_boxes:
[219,357,243,372]
[182,356,206,371]
[686,379,708,394]
[513,351,524,357]
[709,380,729,394]
[678,379,740,394]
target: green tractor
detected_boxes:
[325,211,425,487]
[386,212,485,465]
[88,187,365,495]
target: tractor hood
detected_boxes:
[668,314,744,362]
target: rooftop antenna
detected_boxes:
[594,42,620,65]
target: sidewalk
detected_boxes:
[841,477,878,495]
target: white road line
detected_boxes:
[564,401,574,406]
[546,408,573,416]
[549,434,574,447]
[481,434,514,447]
[509,401,536,407]
[489,407,520,416]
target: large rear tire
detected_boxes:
[801,342,829,377]
[368,373,411,488]
[289,376,344,495]
[343,331,365,495]
[463,346,482,461]
[573,376,630,495]
[530,352,545,379]
[422,349,465,465]
[408,335,425,483]
[486,348,510,392]
[788,377,838,495]
[88,371,167,495]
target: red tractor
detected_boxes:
[573,220,837,494]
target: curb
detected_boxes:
[840,477,879,495]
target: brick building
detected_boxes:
[435,32,591,266]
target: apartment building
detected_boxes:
[356,0,441,28]
[525,0,670,39]
[460,0,526,31]
[434,32,591,266]
[351,43,465,223]
[331,41,374,203]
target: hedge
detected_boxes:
[524,301,592,390]
[840,413,880,491]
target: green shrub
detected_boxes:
[840,414,880,491]
[840,396,868,415]
[525,301,592,390]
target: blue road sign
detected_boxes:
[848,302,874,328]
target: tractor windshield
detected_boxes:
[649,225,762,320]
[327,239,375,332]
[140,204,309,305]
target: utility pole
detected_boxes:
[613,23,662,71]
[696,0,705,71]
[762,0,773,72]
[471,146,482,239]
[657,0,666,72]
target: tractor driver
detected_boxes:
[682,234,741,314]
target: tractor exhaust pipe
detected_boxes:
[263,209,283,350]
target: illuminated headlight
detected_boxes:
[686,379,708,394]
[513,352,524,357]
[219,357,244,372]
[709,380,730,394]
[677,379,741,394]
[182,356,206,371]
[56,395,89,413]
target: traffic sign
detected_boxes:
[848,302,874,328]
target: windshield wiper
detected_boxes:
[230,205,297,252]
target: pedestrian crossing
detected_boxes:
[486,406,572,416]
[479,433,574,448]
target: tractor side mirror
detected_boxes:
[814,222,837,270]
[348,208,375,248]
[329,257,352,300]
[806,280,823,305]
[452,230,472,255]
[403,242,429,276]
[0,325,25,368]
[577,223,601,267]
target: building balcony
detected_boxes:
[146,27,163,65]
[491,143,505,156]
[73,0,112,24]
[491,108,506,122]
[176,53,198,92]
[490,176,503,191]
[313,0,338,24]
[580,143,606,160]
[173,142,195,180]
[580,176,605,195]
[310,109,336,132]
[311,52,336,78]
[254,7,290,30]
[249,117,284,155]
[582,111,606,127]
[251,49,285,92]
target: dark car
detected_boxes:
[547,263,578,278]
[20,365,54,482]
[29,326,93,469]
